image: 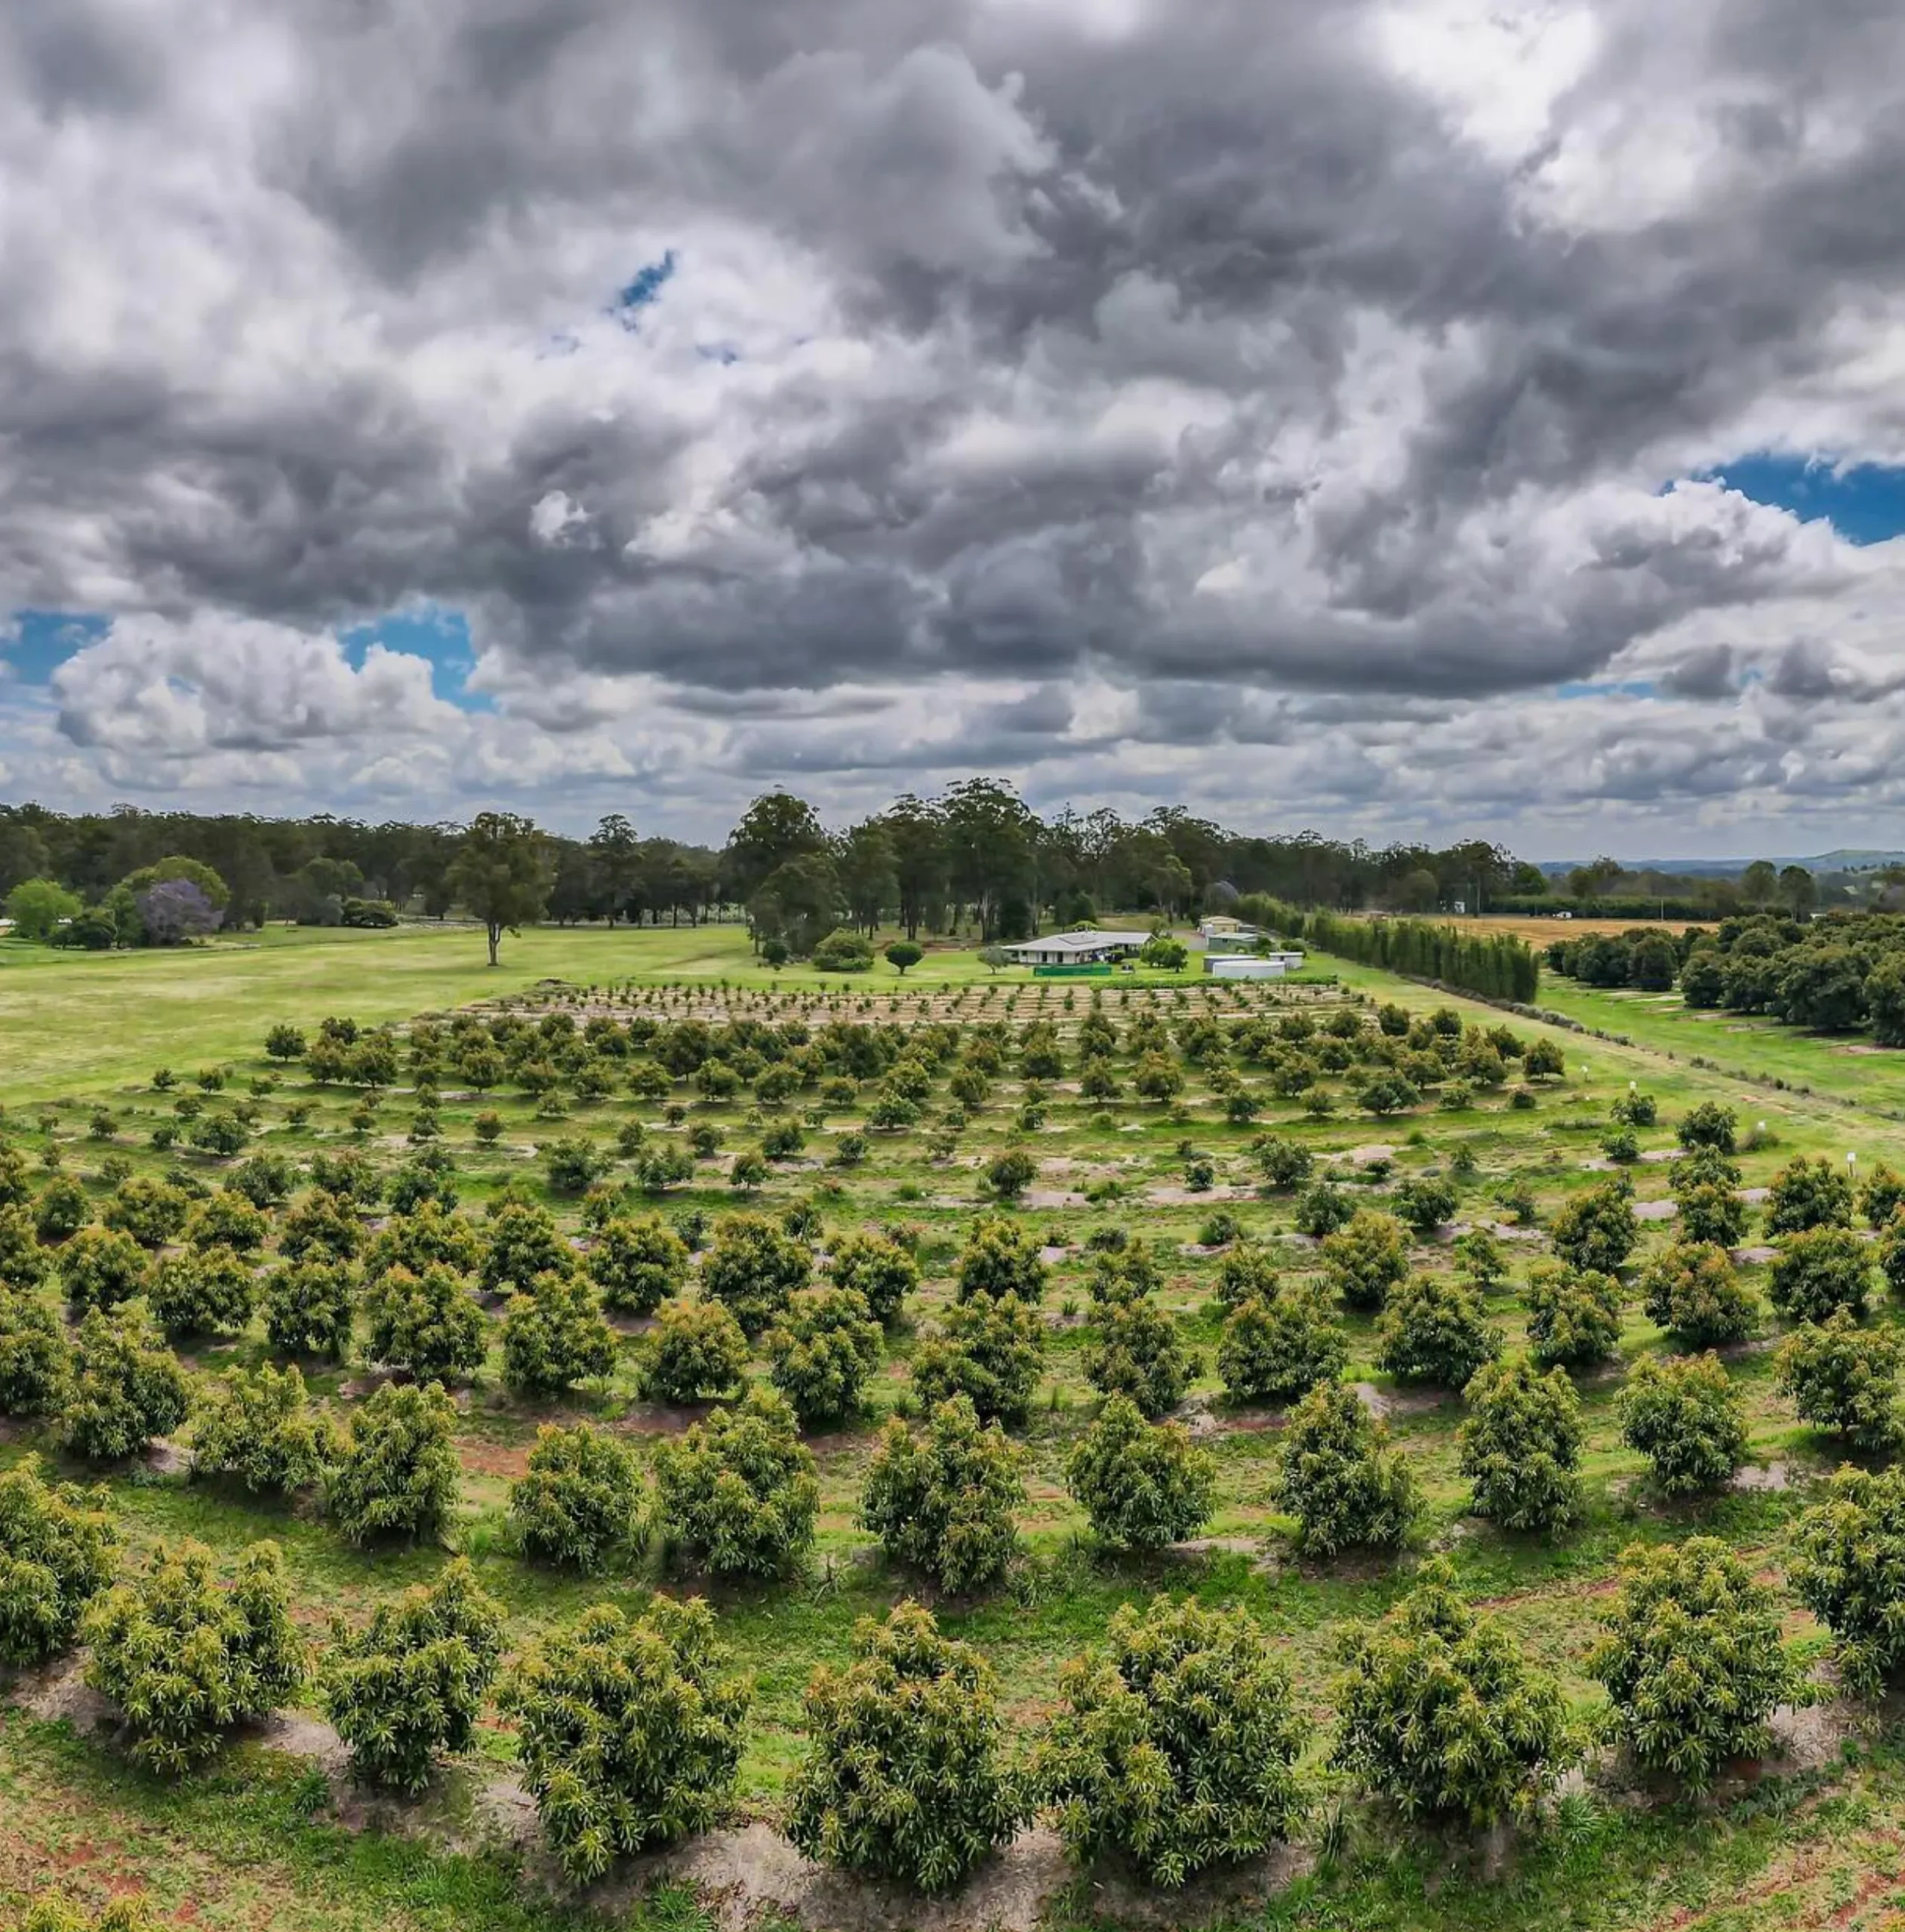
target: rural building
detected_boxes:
[993,930,1149,967]
[1204,950,1305,980]
[1196,916,1263,943]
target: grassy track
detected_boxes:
[7,921,1905,1930]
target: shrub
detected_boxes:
[1031,1595,1306,1886]
[1676,1177,1750,1247]
[0,1457,118,1664]
[262,1259,356,1360]
[1375,1275,1502,1389]
[828,1231,919,1324]
[1084,1291,1193,1418]
[1219,1284,1347,1406]
[146,1247,257,1339]
[1774,1311,1903,1452]
[586,1214,688,1315]
[478,1200,573,1296]
[1332,1558,1577,1826]
[1639,1241,1759,1348]
[1860,1163,1905,1230]
[63,1305,192,1461]
[57,1224,148,1314]
[812,928,876,972]
[910,1291,1045,1425]
[1678,1102,1738,1154]
[786,1600,1024,1893]
[501,1270,618,1397]
[325,1381,461,1544]
[364,1264,489,1380]
[1451,1226,1510,1289]
[1525,1263,1623,1369]
[1458,1357,1583,1531]
[1393,1177,1457,1238]
[700,1213,810,1336]
[1768,1226,1873,1324]
[1214,1244,1281,1308]
[1618,1352,1747,1495]
[1588,1537,1799,1789]
[509,1422,644,1571]
[860,1395,1026,1593]
[0,1286,73,1417]
[765,1286,882,1427]
[101,1175,189,1249]
[1321,1211,1409,1312]
[639,1296,750,1404]
[1789,1466,1905,1695]
[1765,1155,1856,1235]
[82,1539,306,1774]
[1066,1395,1216,1552]
[503,1595,752,1881]
[653,1387,819,1579]
[191,1363,337,1494]
[955,1216,1048,1303]
[322,1558,503,1792]
[1549,1179,1637,1273]
[1274,1382,1417,1555]
[227,1152,294,1209]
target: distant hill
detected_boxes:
[1537,851,1905,878]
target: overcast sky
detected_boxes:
[3,0,1905,857]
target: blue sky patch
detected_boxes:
[1704,454,1905,546]
[613,251,679,328]
[339,605,492,711]
[1,609,109,685]
[1556,678,1657,700]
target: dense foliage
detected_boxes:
[1618,1353,1748,1495]
[0,1457,118,1664]
[653,1386,820,1579]
[1789,1466,1905,1696]
[1457,1357,1585,1532]
[1274,1382,1418,1555]
[860,1394,1027,1592]
[509,1423,645,1571]
[324,1380,461,1544]
[1065,1395,1216,1552]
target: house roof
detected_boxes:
[996,929,1149,955]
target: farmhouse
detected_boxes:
[993,929,1149,967]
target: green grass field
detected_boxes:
[7,921,1905,1932]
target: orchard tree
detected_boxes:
[1374,1275,1502,1389]
[700,1212,810,1335]
[1031,1595,1307,1886]
[1458,1358,1584,1532]
[1774,1311,1903,1453]
[1322,1211,1410,1312]
[325,1380,461,1545]
[1589,1537,1799,1789]
[586,1214,688,1315]
[1084,1289,1195,1417]
[504,1595,752,1881]
[83,1539,306,1774]
[765,1286,882,1428]
[1640,1240,1759,1349]
[860,1395,1026,1593]
[0,1286,73,1417]
[1332,1558,1577,1827]
[1525,1263,1623,1370]
[190,1363,337,1495]
[63,1305,192,1462]
[639,1295,750,1403]
[956,1216,1049,1302]
[500,1270,618,1398]
[829,1231,919,1324]
[653,1386,819,1579]
[448,811,555,967]
[1065,1395,1216,1552]
[1219,1284,1348,1406]
[1769,1225,1873,1323]
[1618,1352,1748,1495]
[1549,1178,1638,1273]
[0,1457,118,1664]
[1274,1382,1417,1556]
[786,1601,1025,1894]
[322,1559,503,1792]
[910,1291,1045,1425]
[1765,1155,1855,1235]
[509,1423,645,1572]
[1790,1466,1905,1695]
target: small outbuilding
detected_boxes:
[1204,950,1305,980]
